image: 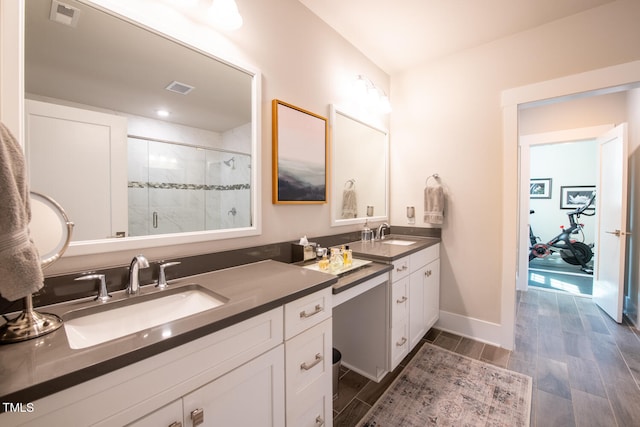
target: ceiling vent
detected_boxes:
[49,0,81,27]
[165,81,195,95]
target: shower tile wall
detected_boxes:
[127,137,251,237]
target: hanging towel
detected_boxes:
[424,182,445,225]
[341,181,358,218]
[0,122,44,301]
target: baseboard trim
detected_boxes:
[434,310,504,348]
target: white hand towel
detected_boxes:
[0,122,44,301]
[341,183,358,219]
[424,183,445,225]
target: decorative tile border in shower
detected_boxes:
[128,181,250,191]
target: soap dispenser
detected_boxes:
[361,220,373,242]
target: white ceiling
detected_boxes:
[298,0,617,74]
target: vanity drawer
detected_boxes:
[410,244,439,270]
[390,255,411,282]
[284,288,332,340]
[390,277,409,326]
[288,392,331,427]
[285,318,332,425]
[390,321,409,370]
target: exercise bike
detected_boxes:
[529,191,596,274]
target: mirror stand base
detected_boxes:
[0,295,62,343]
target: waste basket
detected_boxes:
[332,348,341,398]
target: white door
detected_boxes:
[25,99,128,240]
[593,124,629,322]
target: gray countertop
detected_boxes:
[0,260,336,405]
[347,235,441,261]
[0,234,440,406]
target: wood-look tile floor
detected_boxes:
[333,288,640,426]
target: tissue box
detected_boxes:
[292,242,317,262]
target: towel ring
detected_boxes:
[344,179,356,189]
[425,174,440,186]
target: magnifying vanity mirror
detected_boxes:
[0,192,74,343]
[330,105,389,226]
[23,0,260,256]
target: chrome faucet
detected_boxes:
[126,254,149,294]
[377,223,390,240]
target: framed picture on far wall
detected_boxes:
[530,178,552,199]
[560,185,596,210]
[272,99,328,204]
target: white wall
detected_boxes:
[390,0,640,339]
[626,88,640,325]
[529,140,598,244]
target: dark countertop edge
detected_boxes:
[331,263,393,294]
[350,236,441,262]
[0,269,336,406]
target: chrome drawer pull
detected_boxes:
[396,296,407,304]
[315,415,325,426]
[190,408,204,426]
[425,270,432,277]
[301,353,323,370]
[168,422,182,427]
[396,265,408,272]
[396,337,407,347]
[300,304,323,319]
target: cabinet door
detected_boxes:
[409,265,427,350]
[183,345,285,427]
[127,400,183,427]
[424,259,440,331]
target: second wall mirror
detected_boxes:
[330,105,389,226]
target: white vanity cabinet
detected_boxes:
[2,288,333,427]
[389,243,440,370]
[129,345,285,427]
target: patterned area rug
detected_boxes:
[360,343,532,426]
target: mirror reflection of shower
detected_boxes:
[223,157,235,169]
[128,138,251,236]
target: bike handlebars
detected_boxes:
[572,191,596,215]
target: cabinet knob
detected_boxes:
[190,408,204,426]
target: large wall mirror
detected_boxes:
[330,105,389,226]
[23,0,260,256]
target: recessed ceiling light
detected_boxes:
[156,110,170,117]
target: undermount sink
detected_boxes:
[63,285,227,349]
[381,239,416,246]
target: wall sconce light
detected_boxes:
[209,0,243,30]
[355,75,392,114]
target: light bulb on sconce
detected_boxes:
[209,0,243,30]
[355,74,392,114]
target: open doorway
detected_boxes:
[527,139,598,297]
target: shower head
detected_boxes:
[223,157,235,169]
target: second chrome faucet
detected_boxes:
[126,255,149,295]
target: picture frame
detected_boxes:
[530,178,552,199]
[272,99,328,204]
[560,185,596,210]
